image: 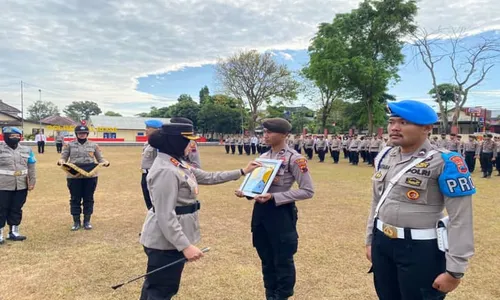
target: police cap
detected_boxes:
[144,119,163,129]
[387,100,438,125]
[160,123,198,140]
[262,118,292,134]
[170,117,193,125]
[75,125,89,133]
[2,127,22,135]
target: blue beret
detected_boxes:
[387,100,438,125]
[145,119,163,129]
[2,127,23,134]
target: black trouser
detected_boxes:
[370,151,379,166]
[464,151,476,173]
[304,148,313,159]
[225,145,230,154]
[371,226,446,300]
[343,148,348,158]
[257,144,261,154]
[331,150,340,163]
[293,145,301,154]
[317,149,326,162]
[252,201,298,299]
[67,177,98,216]
[350,151,359,165]
[0,189,28,228]
[361,150,366,162]
[496,154,500,172]
[480,152,493,175]
[251,144,257,154]
[230,145,236,154]
[56,142,63,153]
[141,173,153,210]
[37,141,45,153]
[140,247,185,300]
[238,145,243,155]
[244,144,251,155]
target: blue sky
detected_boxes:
[1,0,500,117]
[136,31,500,112]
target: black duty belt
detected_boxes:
[153,201,201,215]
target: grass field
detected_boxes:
[1,146,499,300]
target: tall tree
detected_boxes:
[199,86,211,105]
[412,28,500,132]
[198,103,244,136]
[27,100,59,122]
[313,0,417,134]
[177,94,194,102]
[64,101,101,121]
[104,111,122,117]
[215,50,299,132]
[168,99,200,128]
[428,83,462,132]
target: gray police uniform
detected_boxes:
[476,138,497,177]
[315,138,327,162]
[141,143,157,210]
[463,140,478,172]
[186,140,201,168]
[329,138,341,163]
[0,142,36,242]
[60,140,106,218]
[252,146,314,299]
[303,138,314,159]
[349,138,361,165]
[140,153,243,299]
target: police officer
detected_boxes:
[55,131,64,153]
[448,133,460,153]
[463,135,478,173]
[170,117,202,168]
[0,127,36,244]
[237,135,244,155]
[369,135,382,166]
[360,136,367,162]
[141,119,163,210]
[140,123,260,299]
[303,134,314,160]
[224,135,230,154]
[495,136,500,176]
[366,100,475,300]
[430,136,438,146]
[230,135,236,154]
[251,135,259,155]
[437,133,448,149]
[476,133,497,178]
[58,125,110,230]
[349,134,360,165]
[315,134,327,162]
[244,134,252,155]
[293,134,302,154]
[329,135,341,164]
[259,136,269,154]
[235,118,314,300]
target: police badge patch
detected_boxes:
[294,158,308,173]
[439,152,476,197]
[405,177,422,187]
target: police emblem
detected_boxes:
[450,156,468,174]
[170,157,180,167]
[414,162,429,168]
[405,177,422,187]
[406,190,420,200]
[374,171,382,179]
[294,158,308,173]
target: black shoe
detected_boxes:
[83,215,92,230]
[71,215,81,231]
[482,173,487,178]
[7,225,26,241]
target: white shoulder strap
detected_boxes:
[374,150,438,218]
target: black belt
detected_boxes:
[152,201,201,214]
[350,147,358,149]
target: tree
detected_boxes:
[428,83,462,132]
[313,0,417,134]
[64,101,102,121]
[177,94,194,102]
[412,27,500,132]
[27,100,59,122]
[199,86,211,105]
[215,50,299,132]
[198,103,243,136]
[104,111,122,117]
[168,99,200,128]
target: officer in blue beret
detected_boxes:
[140,119,163,210]
[0,127,36,244]
[366,100,475,299]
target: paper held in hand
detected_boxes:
[239,158,282,197]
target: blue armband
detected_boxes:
[438,152,475,197]
[28,149,37,164]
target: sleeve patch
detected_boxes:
[294,157,308,173]
[438,153,476,197]
[27,149,37,164]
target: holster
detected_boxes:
[436,216,449,252]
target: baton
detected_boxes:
[111,247,210,290]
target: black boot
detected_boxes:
[482,172,487,178]
[7,225,27,241]
[83,215,92,230]
[71,215,81,231]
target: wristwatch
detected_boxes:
[447,270,464,279]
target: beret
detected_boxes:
[145,119,163,128]
[388,100,438,125]
[262,118,292,134]
[2,127,22,134]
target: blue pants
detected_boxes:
[371,227,446,300]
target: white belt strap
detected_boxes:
[374,150,438,218]
[376,219,437,240]
[0,169,28,176]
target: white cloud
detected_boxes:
[1,0,500,116]
[279,52,294,61]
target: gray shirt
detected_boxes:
[0,143,36,190]
[141,143,157,170]
[140,153,242,251]
[366,140,474,273]
[60,140,106,178]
